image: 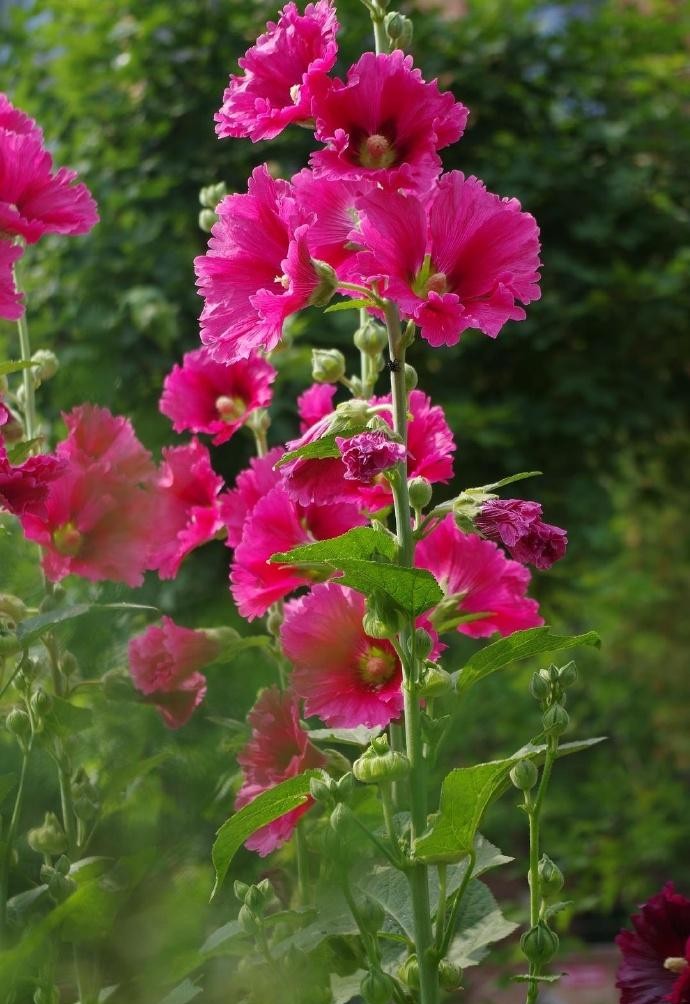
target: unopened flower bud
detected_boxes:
[358,893,385,934]
[334,397,371,426]
[312,348,345,384]
[71,769,99,822]
[354,319,387,357]
[408,626,434,661]
[30,688,52,720]
[198,208,218,232]
[439,959,463,990]
[199,182,227,209]
[233,880,250,903]
[28,812,68,856]
[558,661,578,688]
[238,904,261,935]
[309,774,335,804]
[385,10,414,48]
[335,772,355,803]
[362,591,404,640]
[55,854,71,876]
[398,955,420,989]
[542,703,569,737]
[538,854,564,898]
[404,363,418,391]
[521,921,559,965]
[419,662,453,698]
[529,670,551,702]
[353,737,410,784]
[6,707,31,743]
[510,758,539,792]
[361,969,396,1004]
[31,349,59,385]
[308,259,339,307]
[408,476,432,510]
[266,606,284,637]
[245,884,267,913]
[0,594,27,623]
[329,802,357,839]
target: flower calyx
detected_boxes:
[353,734,410,784]
[521,921,559,966]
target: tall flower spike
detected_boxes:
[215,0,339,142]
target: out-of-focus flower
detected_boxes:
[0,445,63,518]
[615,883,690,1004]
[476,498,567,569]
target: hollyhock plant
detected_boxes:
[129,617,219,729]
[0,444,63,518]
[151,439,225,580]
[236,686,326,855]
[160,347,276,445]
[616,883,690,1004]
[309,51,468,192]
[476,498,568,570]
[416,515,543,638]
[281,582,405,728]
[215,0,339,142]
[195,165,330,363]
[0,240,23,321]
[354,171,541,346]
[296,381,337,433]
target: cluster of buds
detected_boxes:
[530,660,577,738]
[399,954,463,992]
[234,877,278,936]
[198,181,228,233]
[39,854,76,905]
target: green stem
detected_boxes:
[295,823,310,906]
[524,739,558,1004]
[380,783,399,854]
[435,865,447,951]
[0,747,30,942]
[370,4,389,53]
[389,721,405,809]
[13,263,37,443]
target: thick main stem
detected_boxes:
[385,302,438,1004]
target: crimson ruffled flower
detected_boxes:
[354,171,541,347]
[476,498,567,570]
[160,348,276,446]
[220,447,283,548]
[335,430,405,483]
[310,51,468,192]
[297,382,337,433]
[195,165,326,364]
[0,445,63,518]
[0,93,98,244]
[616,883,690,1004]
[236,686,326,856]
[151,439,225,580]
[292,169,372,273]
[0,240,23,321]
[215,0,339,142]
[128,617,218,729]
[416,515,543,638]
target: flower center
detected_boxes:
[52,522,82,557]
[359,134,397,170]
[215,395,246,422]
[412,253,449,298]
[357,644,397,688]
[664,958,689,975]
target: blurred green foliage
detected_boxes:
[1,0,689,998]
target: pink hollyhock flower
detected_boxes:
[160,348,276,445]
[220,447,284,548]
[59,404,156,482]
[292,169,372,272]
[215,0,339,142]
[151,439,225,580]
[309,51,468,192]
[616,883,690,1004]
[0,240,23,321]
[476,498,567,570]
[0,445,63,518]
[336,430,405,483]
[297,382,337,433]
[416,515,543,638]
[236,686,326,856]
[354,171,541,346]
[230,482,365,619]
[0,115,98,244]
[282,583,405,728]
[195,165,327,364]
[128,616,218,729]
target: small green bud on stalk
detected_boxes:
[357,893,385,934]
[308,259,339,307]
[408,475,433,510]
[384,10,414,48]
[60,651,79,676]
[547,663,561,684]
[28,812,68,856]
[354,319,387,356]
[361,969,397,1004]
[312,348,346,384]
[521,921,559,965]
[335,771,355,803]
[198,208,219,232]
[542,703,570,737]
[510,758,539,792]
[408,626,434,661]
[558,660,578,688]
[362,591,404,640]
[404,362,418,391]
[245,884,266,912]
[265,606,283,637]
[538,855,565,898]
[55,854,71,876]
[418,662,453,698]
[0,593,27,623]
[334,397,371,425]
[6,707,31,744]
[309,775,335,804]
[30,687,52,720]
[233,880,250,903]
[46,870,77,904]
[238,904,261,936]
[199,182,228,208]
[529,670,551,702]
[439,959,463,990]
[398,955,420,989]
[31,349,59,386]
[353,737,410,784]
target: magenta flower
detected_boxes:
[297,382,337,433]
[336,430,405,483]
[160,348,276,446]
[292,169,372,272]
[354,171,541,347]
[151,439,225,580]
[0,96,98,244]
[236,686,326,856]
[128,617,219,729]
[230,482,365,619]
[416,515,543,638]
[616,883,690,1004]
[195,165,325,363]
[60,404,156,483]
[476,498,568,570]
[0,445,63,519]
[282,583,404,728]
[310,51,468,192]
[0,240,23,321]
[215,0,339,142]
[220,447,284,548]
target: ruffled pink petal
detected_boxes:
[0,240,24,321]
[220,447,284,548]
[297,382,337,433]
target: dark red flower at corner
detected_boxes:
[616,883,690,1004]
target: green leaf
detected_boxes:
[46,695,94,735]
[483,470,542,491]
[454,626,601,693]
[272,526,397,564]
[307,726,382,747]
[414,739,606,863]
[7,439,43,464]
[0,359,37,376]
[211,770,321,899]
[0,773,16,809]
[200,920,243,956]
[277,433,343,467]
[16,602,157,645]
[324,298,374,313]
[158,980,203,1004]
[446,880,519,968]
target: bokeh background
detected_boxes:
[1,0,688,1001]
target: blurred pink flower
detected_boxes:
[220,447,283,548]
[0,240,23,321]
[0,93,42,137]
[616,883,690,1004]
[0,445,63,519]
[60,404,156,482]
[476,498,567,570]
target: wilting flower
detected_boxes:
[297,382,337,433]
[336,430,405,483]
[0,445,63,518]
[195,165,329,363]
[476,498,567,570]
[416,515,543,638]
[236,686,326,856]
[310,51,468,192]
[0,93,98,244]
[129,617,219,729]
[616,883,690,1004]
[0,240,23,321]
[282,583,405,728]
[230,482,365,619]
[160,348,276,445]
[151,439,225,580]
[215,0,339,142]
[221,447,284,548]
[354,171,541,347]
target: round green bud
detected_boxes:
[520,921,559,966]
[358,893,385,934]
[354,319,387,357]
[404,363,418,391]
[329,802,357,840]
[408,475,433,510]
[27,812,68,856]
[30,688,53,719]
[308,259,339,308]
[233,880,250,903]
[31,349,59,385]
[439,959,463,990]
[0,594,27,623]
[60,651,79,677]
[334,398,371,425]
[398,954,420,989]
[238,904,261,936]
[362,591,404,640]
[199,182,227,208]
[198,208,218,233]
[361,608,397,641]
[558,661,578,688]
[309,775,335,804]
[385,10,413,47]
[335,772,355,803]
[266,606,284,637]
[6,707,31,742]
[352,741,411,784]
[547,663,561,684]
[245,885,266,913]
[510,758,539,792]
[408,626,434,661]
[529,670,551,702]
[361,969,396,1004]
[542,703,570,737]
[312,347,346,384]
[538,854,565,898]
